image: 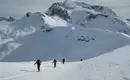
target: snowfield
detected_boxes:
[1,45,130,80]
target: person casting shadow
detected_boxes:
[52,59,57,68]
[34,59,42,72]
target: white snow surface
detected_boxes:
[1,45,130,80]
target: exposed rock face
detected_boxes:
[45,1,116,21]
[45,2,71,21]
[0,16,15,22]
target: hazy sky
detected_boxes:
[0,0,130,18]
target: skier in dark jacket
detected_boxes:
[34,59,42,72]
[52,59,57,68]
[62,58,65,64]
[80,59,83,61]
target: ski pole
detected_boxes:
[33,65,35,72]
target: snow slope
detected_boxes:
[79,45,130,80]
[1,45,130,80]
[2,27,130,61]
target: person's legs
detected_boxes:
[37,64,40,71]
[54,63,56,68]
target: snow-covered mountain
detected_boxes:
[0,1,130,62]
[46,1,130,34]
[0,16,15,22]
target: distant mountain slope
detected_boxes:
[2,27,130,61]
[46,1,130,34]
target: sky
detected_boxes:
[0,0,130,18]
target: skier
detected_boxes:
[52,59,57,68]
[62,58,65,64]
[80,59,83,61]
[34,59,42,72]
